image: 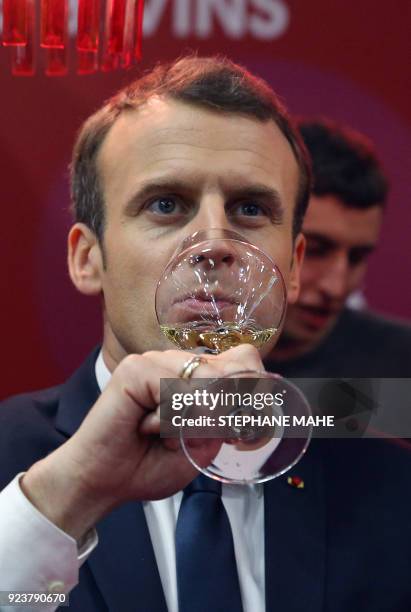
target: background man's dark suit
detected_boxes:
[267,308,411,378]
[1,349,410,612]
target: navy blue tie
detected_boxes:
[175,474,243,612]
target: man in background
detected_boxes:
[267,118,411,377]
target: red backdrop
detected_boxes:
[1,0,410,398]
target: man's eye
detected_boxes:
[148,197,178,214]
[305,243,330,258]
[236,202,264,216]
[349,250,369,266]
[305,246,324,257]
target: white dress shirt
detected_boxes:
[0,352,265,612]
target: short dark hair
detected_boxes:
[298,118,388,208]
[71,55,311,241]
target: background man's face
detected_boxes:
[282,194,383,351]
[92,98,304,362]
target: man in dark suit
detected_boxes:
[1,57,410,612]
[267,119,411,378]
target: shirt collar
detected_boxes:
[95,350,111,392]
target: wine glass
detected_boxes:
[156,228,312,484]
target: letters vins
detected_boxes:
[143,0,290,40]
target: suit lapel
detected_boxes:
[55,349,167,612]
[55,347,101,436]
[264,440,326,612]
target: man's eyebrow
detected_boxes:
[305,232,378,253]
[303,232,337,249]
[349,244,377,255]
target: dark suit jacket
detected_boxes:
[1,348,410,612]
[267,308,411,378]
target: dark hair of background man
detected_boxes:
[298,118,389,209]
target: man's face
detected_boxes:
[282,194,383,351]
[73,98,304,364]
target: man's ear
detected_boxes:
[288,232,305,304]
[68,223,104,296]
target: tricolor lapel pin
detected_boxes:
[287,476,304,489]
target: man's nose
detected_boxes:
[189,244,236,271]
[185,196,239,269]
[319,254,349,300]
